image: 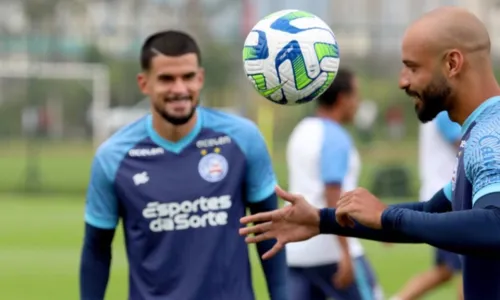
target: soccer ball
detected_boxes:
[243,9,340,106]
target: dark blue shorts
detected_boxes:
[434,247,462,272]
[287,256,383,300]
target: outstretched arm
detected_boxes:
[381,193,500,257]
[389,187,452,212]
[319,188,451,243]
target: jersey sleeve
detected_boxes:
[435,111,462,144]
[84,155,119,229]
[320,125,350,185]
[465,125,500,206]
[244,124,278,203]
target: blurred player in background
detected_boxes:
[79,30,287,300]
[391,111,463,300]
[284,68,383,300]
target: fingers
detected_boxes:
[336,213,348,227]
[336,213,354,228]
[275,185,298,204]
[262,241,284,260]
[336,203,356,228]
[337,191,354,207]
[240,211,273,225]
[239,221,272,236]
[245,231,275,244]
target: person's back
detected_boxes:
[284,68,383,300]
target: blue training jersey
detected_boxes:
[84,107,277,300]
[442,96,500,299]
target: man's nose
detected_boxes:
[398,69,410,90]
[171,78,188,94]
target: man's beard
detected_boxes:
[154,99,197,126]
[406,75,451,123]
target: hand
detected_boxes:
[336,188,388,229]
[239,186,320,260]
[333,256,354,289]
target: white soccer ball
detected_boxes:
[243,9,340,106]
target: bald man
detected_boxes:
[239,7,500,300]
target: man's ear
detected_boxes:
[137,72,149,95]
[444,49,463,78]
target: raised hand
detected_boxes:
[239,186,321,259]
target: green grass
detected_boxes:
[0,194,458,300]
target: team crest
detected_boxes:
[198,153,229,182]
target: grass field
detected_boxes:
[0,140,459,299]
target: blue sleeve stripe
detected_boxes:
[473,183,500,205]
[443,183,453,202]
[85,212,118,230]
[247,178,277,203]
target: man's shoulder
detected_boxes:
[95,115,149,161]
[468,109,500,149]
[200,106,261,140]
[321,119,352,145]
[463,109,500,178]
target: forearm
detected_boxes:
[248,194,287,300]
[337,236,350,258]
[79,223,115,300]
[390,189,451,212]
[319,208,420,243]
[318,190,451,243]
[382,203,500,258]
[325,184,352,258]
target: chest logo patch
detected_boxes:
[198,153,229,182]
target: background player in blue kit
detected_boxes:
[240,7,500,300]
[79,30,287,300]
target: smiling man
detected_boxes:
[79,30,287,300]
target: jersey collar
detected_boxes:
[146,108,203,154]
[461,96,500,135]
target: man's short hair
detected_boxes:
[140,30,202,71]
[317,68,355,107]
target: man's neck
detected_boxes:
[450,70,500,125]
[152,112,198,143]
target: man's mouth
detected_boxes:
[165,96,191,103]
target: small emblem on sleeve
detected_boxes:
[198,153,228,182]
